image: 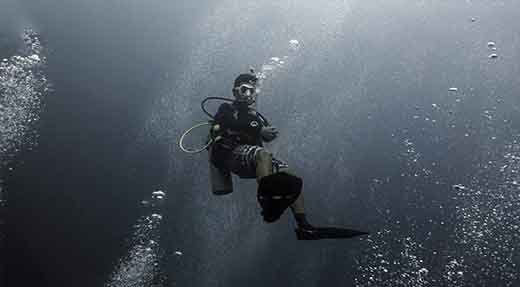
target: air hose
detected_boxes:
[178,121,214,154]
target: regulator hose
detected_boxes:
[178,121,214,154]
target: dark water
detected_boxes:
[2,1,520,286]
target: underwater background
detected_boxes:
[2,1,520,286]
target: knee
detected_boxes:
[255,149,272,163]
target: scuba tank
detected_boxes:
[208,123,233,195]
[208,146,233,195]
[209,160,233,195]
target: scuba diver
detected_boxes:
[204,72,368,240]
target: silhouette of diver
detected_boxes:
[208,72,368,240]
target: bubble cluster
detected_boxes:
[105,191,168,287]
[105,237,162,287]
[255,39,301,87]
[0,28,47,255]
[354,229,472,287]
[289,39,300,51]
[401,138,433,179]
[0,28,49,169]
[486,41,499,59]
[441,258,466,287]
[355,232,430,287]
[358,91,519,286]
[152,190,166,201]
[451,139,520,285]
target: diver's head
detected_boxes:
[232,73,259,106]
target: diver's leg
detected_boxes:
[255,149,273,183]
[281,170,306,213]
[290,194,305,214]
[279,169,311,227]
[291,195,311,227]
[256,153,312,227]
[289,182,312,227]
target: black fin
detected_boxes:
[295,226,369,240]
[257,172,302,223]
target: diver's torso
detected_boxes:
[215,103,264,147]
[231,108,263,145]
[210,103,264,167]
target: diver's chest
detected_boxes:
[234,110,260,128]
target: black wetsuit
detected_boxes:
[210,102,267,171]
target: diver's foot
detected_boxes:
[295,224,320,240]
[293,213,321,240]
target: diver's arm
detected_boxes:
[260,126,278,142]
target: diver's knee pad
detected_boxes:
[257,172,303,223]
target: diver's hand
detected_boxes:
[261,126,278,142]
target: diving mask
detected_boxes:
[234,83,258,105]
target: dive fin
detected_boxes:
[295,226,369,240]
[257,172,302,223]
